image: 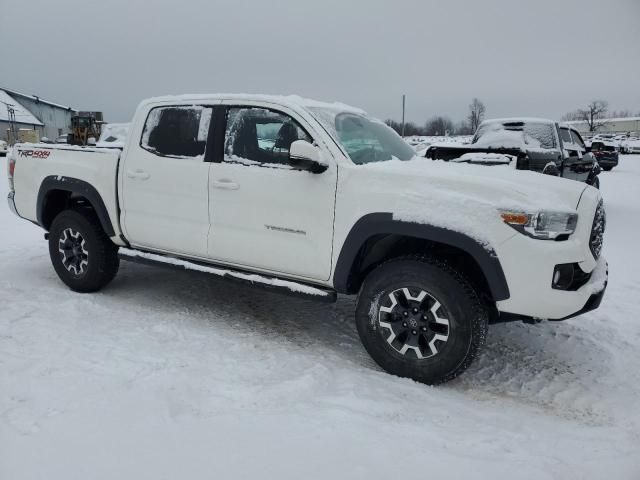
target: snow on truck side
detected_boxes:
[6,93,608,385]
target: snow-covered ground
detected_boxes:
[405,135,472,146]
[2,158,640,479]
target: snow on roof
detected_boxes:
[0,90,44,126]
[0,87,74,111]
[480,117,555,125]
[141,93,365,115]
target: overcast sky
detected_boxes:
[1,0,638,124]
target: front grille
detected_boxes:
[590,200,605,259]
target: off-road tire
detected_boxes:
[48,209,119,292]
[355,255,488,385]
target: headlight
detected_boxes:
[500,210,578,240]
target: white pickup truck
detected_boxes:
[6,94,608,384]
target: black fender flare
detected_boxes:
[333,213,510,301]
[37,175,115,237]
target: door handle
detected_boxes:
[212,179,239,190]
[127,169,150,180]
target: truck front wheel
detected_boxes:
[355,256,488,385]
[48,209,119,292]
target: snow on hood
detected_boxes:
[360,157,587,246]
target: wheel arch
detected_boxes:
[37,175,115,237]
[333,213,510,301]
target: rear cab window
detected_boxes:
[522,123,556,149]
[473,121,557,150]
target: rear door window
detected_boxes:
[141,106,212,158]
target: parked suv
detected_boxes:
[6,94,608,385]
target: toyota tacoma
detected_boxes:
[6,94,608,384]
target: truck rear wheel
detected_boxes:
[355,256,488,385]
[48,209,119,292]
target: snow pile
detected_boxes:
[405,135,473,146]
[451,152,515,166]
[96,123,130,148]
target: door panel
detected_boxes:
[207,105,337,280]
[121,105,214,257]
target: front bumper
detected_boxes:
[7,191,18,216]
[495,188,607,320]
[598,159,618,168]
[555,274,607,321]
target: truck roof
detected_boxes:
[140,93,366,115]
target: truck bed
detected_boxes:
[425,144,527,163]
[9,143,124,242]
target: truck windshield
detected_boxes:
[310,108,415,164]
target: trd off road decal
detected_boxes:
[18,149,51,159]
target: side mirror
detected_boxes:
[289,140,327,173]
[542,162,560,176]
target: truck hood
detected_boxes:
[366,157,586,209]
[359,158,588,245]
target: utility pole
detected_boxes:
[401,94,406,137]
[1,100,19,145]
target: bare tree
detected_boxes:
[386,119,424,136]
[455,120,474,135]
[468,98,486,133]
[425,116,454,136]
[577,100,608,132]
[561,111,583,121]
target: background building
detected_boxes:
[564,117,640,136]
[0,87,75,142]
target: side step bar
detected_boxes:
[118,248,337,303]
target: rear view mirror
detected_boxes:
[289,140,327,173]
